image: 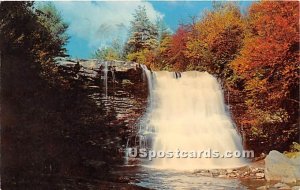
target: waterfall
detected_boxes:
[140,66,247,170]
[140,65,154,105]
[111,67,116,83]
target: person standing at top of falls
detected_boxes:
[74,60,81,75]
[72,60,82,80]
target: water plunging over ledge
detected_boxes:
[138,66,247,170]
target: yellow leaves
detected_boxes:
[185,3,245,75]
[195,5,244,46]
[105,51,119,61]
[126,52,140,62]
[126,49,155,68]
[185,39,208,60]
[245,77,266,91]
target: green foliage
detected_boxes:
[155,16,171,43]
[125,6,159,54]
[93,47,120,61]
[36,2,69,55]
[284,142,300,158]
[0,2,69,64]
[289,142,300,152]
[92,38,124,61]
[0,1,70,100]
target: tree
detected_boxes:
[230,1,299,146]
[0,1,70,97]
[155,16,171,43]
[167,25,190,71]
[92,38,124,61]
[185,2,244,79]
[36,2,69,56]
[125,6,158,54]
[93,46,119,61]
[154,33,172,70]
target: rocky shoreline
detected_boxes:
[193,163,265,180]
[193,150,300,190]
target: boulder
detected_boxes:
[265,150,300,183]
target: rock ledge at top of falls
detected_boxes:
[55,57,139,71]
[265,150,300,183]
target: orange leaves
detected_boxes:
[233,1,299,83]
[231,1,299,126]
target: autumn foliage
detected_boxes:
[232,1,299,114]
[230,1,299,151]
[129,1,299,152]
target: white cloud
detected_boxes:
[52,1,164,50]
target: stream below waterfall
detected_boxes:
[111,164,268,189]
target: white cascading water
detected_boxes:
[140,66,247,170]
[141,65,154,105]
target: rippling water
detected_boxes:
[111,164,267,190]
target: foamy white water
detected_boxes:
[140,67,247,170]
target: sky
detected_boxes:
[51,1,254,59]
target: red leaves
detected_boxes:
[231,1,299,127]
[168,26,190,71]
[170,26,189,56]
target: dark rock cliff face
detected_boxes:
[58,58,149,159]
[1,58,149,189]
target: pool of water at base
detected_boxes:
[111,165,268,190]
